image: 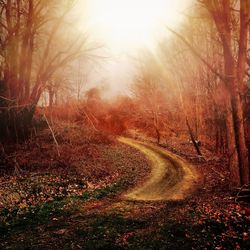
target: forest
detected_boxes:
[0,0,250,249]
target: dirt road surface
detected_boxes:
[119,137,198,201]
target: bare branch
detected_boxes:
[165,26,226,82]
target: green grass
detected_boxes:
[0,179,128,236]
[68,213,148,250]
[0,200,65,234]
[1,200,250,250]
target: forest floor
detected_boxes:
[0,123,250,249]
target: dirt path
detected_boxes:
[118,137,199,201]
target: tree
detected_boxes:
[132,53,172,144]
[0,0,91,141]
[159,0,249,186]
[203,0,250,185]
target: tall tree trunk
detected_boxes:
[225,95,241,186]
[205,0,249,186]
[19,0,34,102]
[232,93,249,184]
[233,0,250,184]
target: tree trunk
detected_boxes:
[233,0,250,184]
[225,95,241,186]
[19,0,34,102]
[207,0,249,186]
[186,117,202,156]
[232,93,249,184]
[154,125,161,145]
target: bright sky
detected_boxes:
[76,0,194,98]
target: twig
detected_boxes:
[0,103,32,109]
[0,143,6,157]
[210,167,225,179]
[235,184,249,203]
[82,108,99,132]
[43,114,60,157]
[235,195,250,199]
[0,95,16,102]
[13,154,23,176]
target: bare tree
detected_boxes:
[158,0,250,186]
[203,0,249,185]
[0,0,92,141]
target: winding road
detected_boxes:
[119,137,199,201]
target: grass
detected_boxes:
[1,182,250,250]
[0,178,129,236]
[0,179,146,249]
[70,214,148,249]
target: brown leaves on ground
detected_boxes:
[0,126,249,249]
[0,123,151,223]
[0,174,87,211]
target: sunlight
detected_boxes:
[86,0,187,52]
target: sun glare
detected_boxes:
[87,0,186,52]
